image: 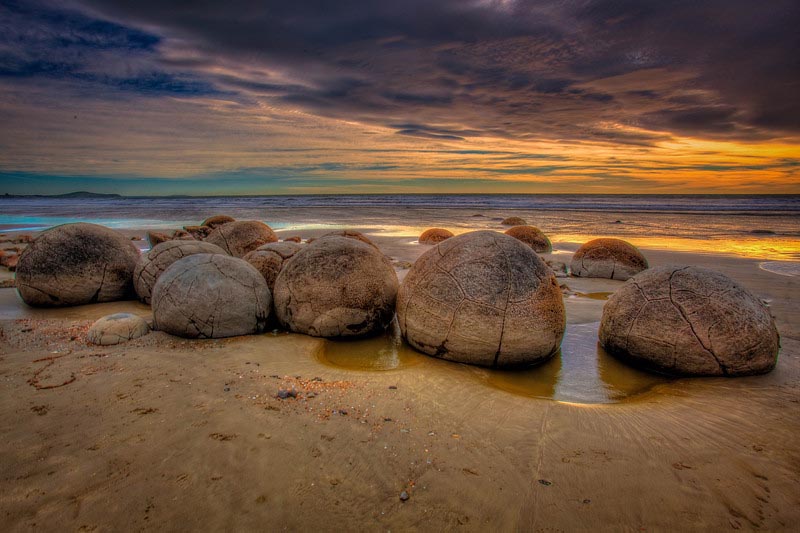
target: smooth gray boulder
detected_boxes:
[134,240,227,304]
[205,220,278,257]
[16,223,139,307]
[152,254,271,338]
[243,241,302,291]
[273,236,398,338]
[87,313,150,345]
[397,231,566,367]
[599,266,780,376]
[570,238,648,281]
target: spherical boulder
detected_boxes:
[501,216,527,226]
[397,231,565,367]
[504,225,552,253]
[570,238,647,281]
[419,228,454,245]
[87,313,150,345]
[273,236,398,338]
[147,231,170,248]
[16,223,140,307]
[134,240,228,304]
[201,215,235,229]
[600,266,779,376]
[152,254,271,338]
[205,220,278,257]
[243,241,302,291]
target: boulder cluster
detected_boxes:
[13,217,780,376]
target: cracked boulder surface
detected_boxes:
[201,214,235,229]
[570,238,648,281]
[309,230,378,249]
[205,220,278,257]
[501,217,527,226]
[397,231,566,368]
[243,241,302,292]
[419,228,454,245]
[152,254,271,339]
[504,225,552,253]
[16,223,140,307]
[133,240,227,304]
[87,312,150,346]
[599,266,780,376]
[273,236,398,338]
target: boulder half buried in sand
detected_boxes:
[134,240,228,304]
[397,231,565,367]
[201,215,235,229]
[205,220,278,257]
[273,236,398,337]
[570,238,647,281]
[419,228,454,245]
[87,313,150,345]
[243,241,303,291]
[504,225,552,253]
[152,254,271,338]
[501,216,527,226]
[599,266,779,376]
[16,223,139,307]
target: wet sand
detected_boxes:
[1,228,799,531]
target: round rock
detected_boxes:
[243,241,303,291]
[152,254,271,338]
[16,223,140,307]
[599,266,779,376]
[205,220,278,257]
[397,231,566,367]
[134,240,228,304]
[201,215,236,228]
[274,236,398,338]
[312,230,378,249]
[570,238,648,281]
[504,226,552,253]
[419,228,454,245]
[501,216,527,226]
[87,313,150,345]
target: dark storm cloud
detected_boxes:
[5,0,800,141]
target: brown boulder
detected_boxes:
[134,240,228,304]
[501,216,527,226]
[397,231,565,367]
[273,237,398,338]
[243,241,303,291]
[152,254,271,338]
[184,225,212,240]
[201,215,236,229]
[419,228,454,245]
[570,238,647,281]
[600,266,779,376]
[147,231,171,248]
[504,225,552,253]
[205,220,278,257]
[283,236,302,243]
[16,223,139,307]
[310,230,378,249]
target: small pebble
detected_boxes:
[399,491,409,502]
[223,387,230,392]
[388,385,397,390]
[538,479,552,486]
[276,389,297,399]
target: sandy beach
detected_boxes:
[1,217,798,532]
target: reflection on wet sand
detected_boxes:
[318,320,669,403]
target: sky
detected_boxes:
[0,0,798,195]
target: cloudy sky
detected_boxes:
[1,0,798,195]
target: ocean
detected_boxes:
[1,194,799,261]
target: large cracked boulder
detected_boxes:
[419,228,454,245]
[310,230,378,249]
[274,236,398,338]
[600,266,780,376]
[504,225,552,253]
[16,223,140,307]
[243,241,303,291]
[397,231,565,367]
[205,220,278,257]
[134,240,227,304]
[570,238,648,281]
[152,254,271,338]
[87,313,150,345]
